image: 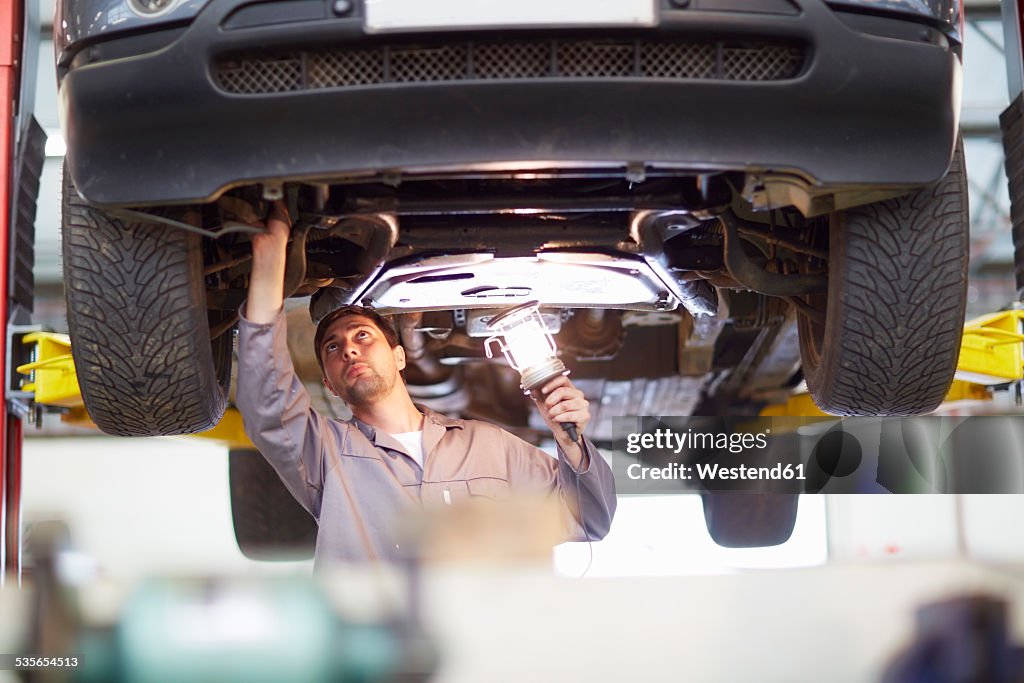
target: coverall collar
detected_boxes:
[349,404,464,460]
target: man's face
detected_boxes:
[319,314,406,407]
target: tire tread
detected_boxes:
[804,139,968,415]
[62,168,227,435]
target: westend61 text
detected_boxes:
[627,462,806,481]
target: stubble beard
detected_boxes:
[338,366,394,407]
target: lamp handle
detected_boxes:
[562,423,580,443]
[483,336,505,360]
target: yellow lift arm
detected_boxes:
[14,331,255,449]
[13,308,1024,432]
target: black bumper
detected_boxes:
[60,0,961,207]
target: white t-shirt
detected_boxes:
[390,430,425,470]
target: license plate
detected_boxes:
[365,0,657,34]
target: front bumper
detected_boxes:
[60,0,960,207]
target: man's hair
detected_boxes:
[313,305,400,374]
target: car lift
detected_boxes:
[10,331,254,449]
[1,0,41,585]
[5,1,1024,581]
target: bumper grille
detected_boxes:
[215,39,806,95]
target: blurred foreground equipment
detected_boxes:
[17,522,436,683]
[882,595,1024,683]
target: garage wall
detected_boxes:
[21,437,312,579]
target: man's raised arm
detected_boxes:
[236,202,335,517]
[246,201,290,323]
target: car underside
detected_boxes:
[202,171,816,442]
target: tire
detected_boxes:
[798,138,969,415]
[229,449,318,561]
[700,492,799,548]
[62,166,230,435]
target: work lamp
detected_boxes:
[485,301,579,443]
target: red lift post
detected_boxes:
[0,0,24,585]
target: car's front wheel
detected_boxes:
[798,138,969,416]
[62,166,231,435]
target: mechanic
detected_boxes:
[236,202,617,566]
